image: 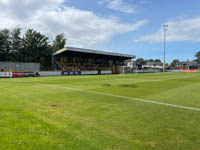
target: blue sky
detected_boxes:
[66,0,200,62]
[0,0,200,63]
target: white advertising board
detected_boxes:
[81,71,98,75]
[101,70,112,74]
[38,72,61,76]
[0,72,12,78]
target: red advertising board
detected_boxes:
[12,72,34,77]
[181,70,196,73]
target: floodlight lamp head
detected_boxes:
[163,24,168,31]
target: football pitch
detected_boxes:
[0,73,200,150]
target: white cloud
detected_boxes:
[0,0,147,48]
[135,17,200,43]
[98,0,137,14]
[0,0,64,19]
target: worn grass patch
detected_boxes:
[119,83,138,88]
[102,83,112,87]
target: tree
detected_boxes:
[0,29,11,61]
[136,58,146,65]
[10,27,22,61]
[52,33,66,53]
[40,45,53,70]
[145,59,153,63]
[22,29,49,64]
[195,51,200,64]
[154,59,161,63]
[148,59,154,62]
[0,31,4,61]
[170,59,180,67]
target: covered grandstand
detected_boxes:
[53,47,135,74]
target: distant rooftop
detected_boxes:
[53,47,136,59]
[146,62,163,66]
[176,61,198,66]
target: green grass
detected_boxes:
[1,73,200,150]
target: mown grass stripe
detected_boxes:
[12,78,200,111]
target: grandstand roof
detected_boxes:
[53,47,135,59]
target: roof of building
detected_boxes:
[53,47,136,59]
[176,61,198,66]
[146,62,163,66]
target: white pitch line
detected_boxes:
[11,77,200,111]
[86,90,200,111]
[45,84,200,111]
[142,74,200,82]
